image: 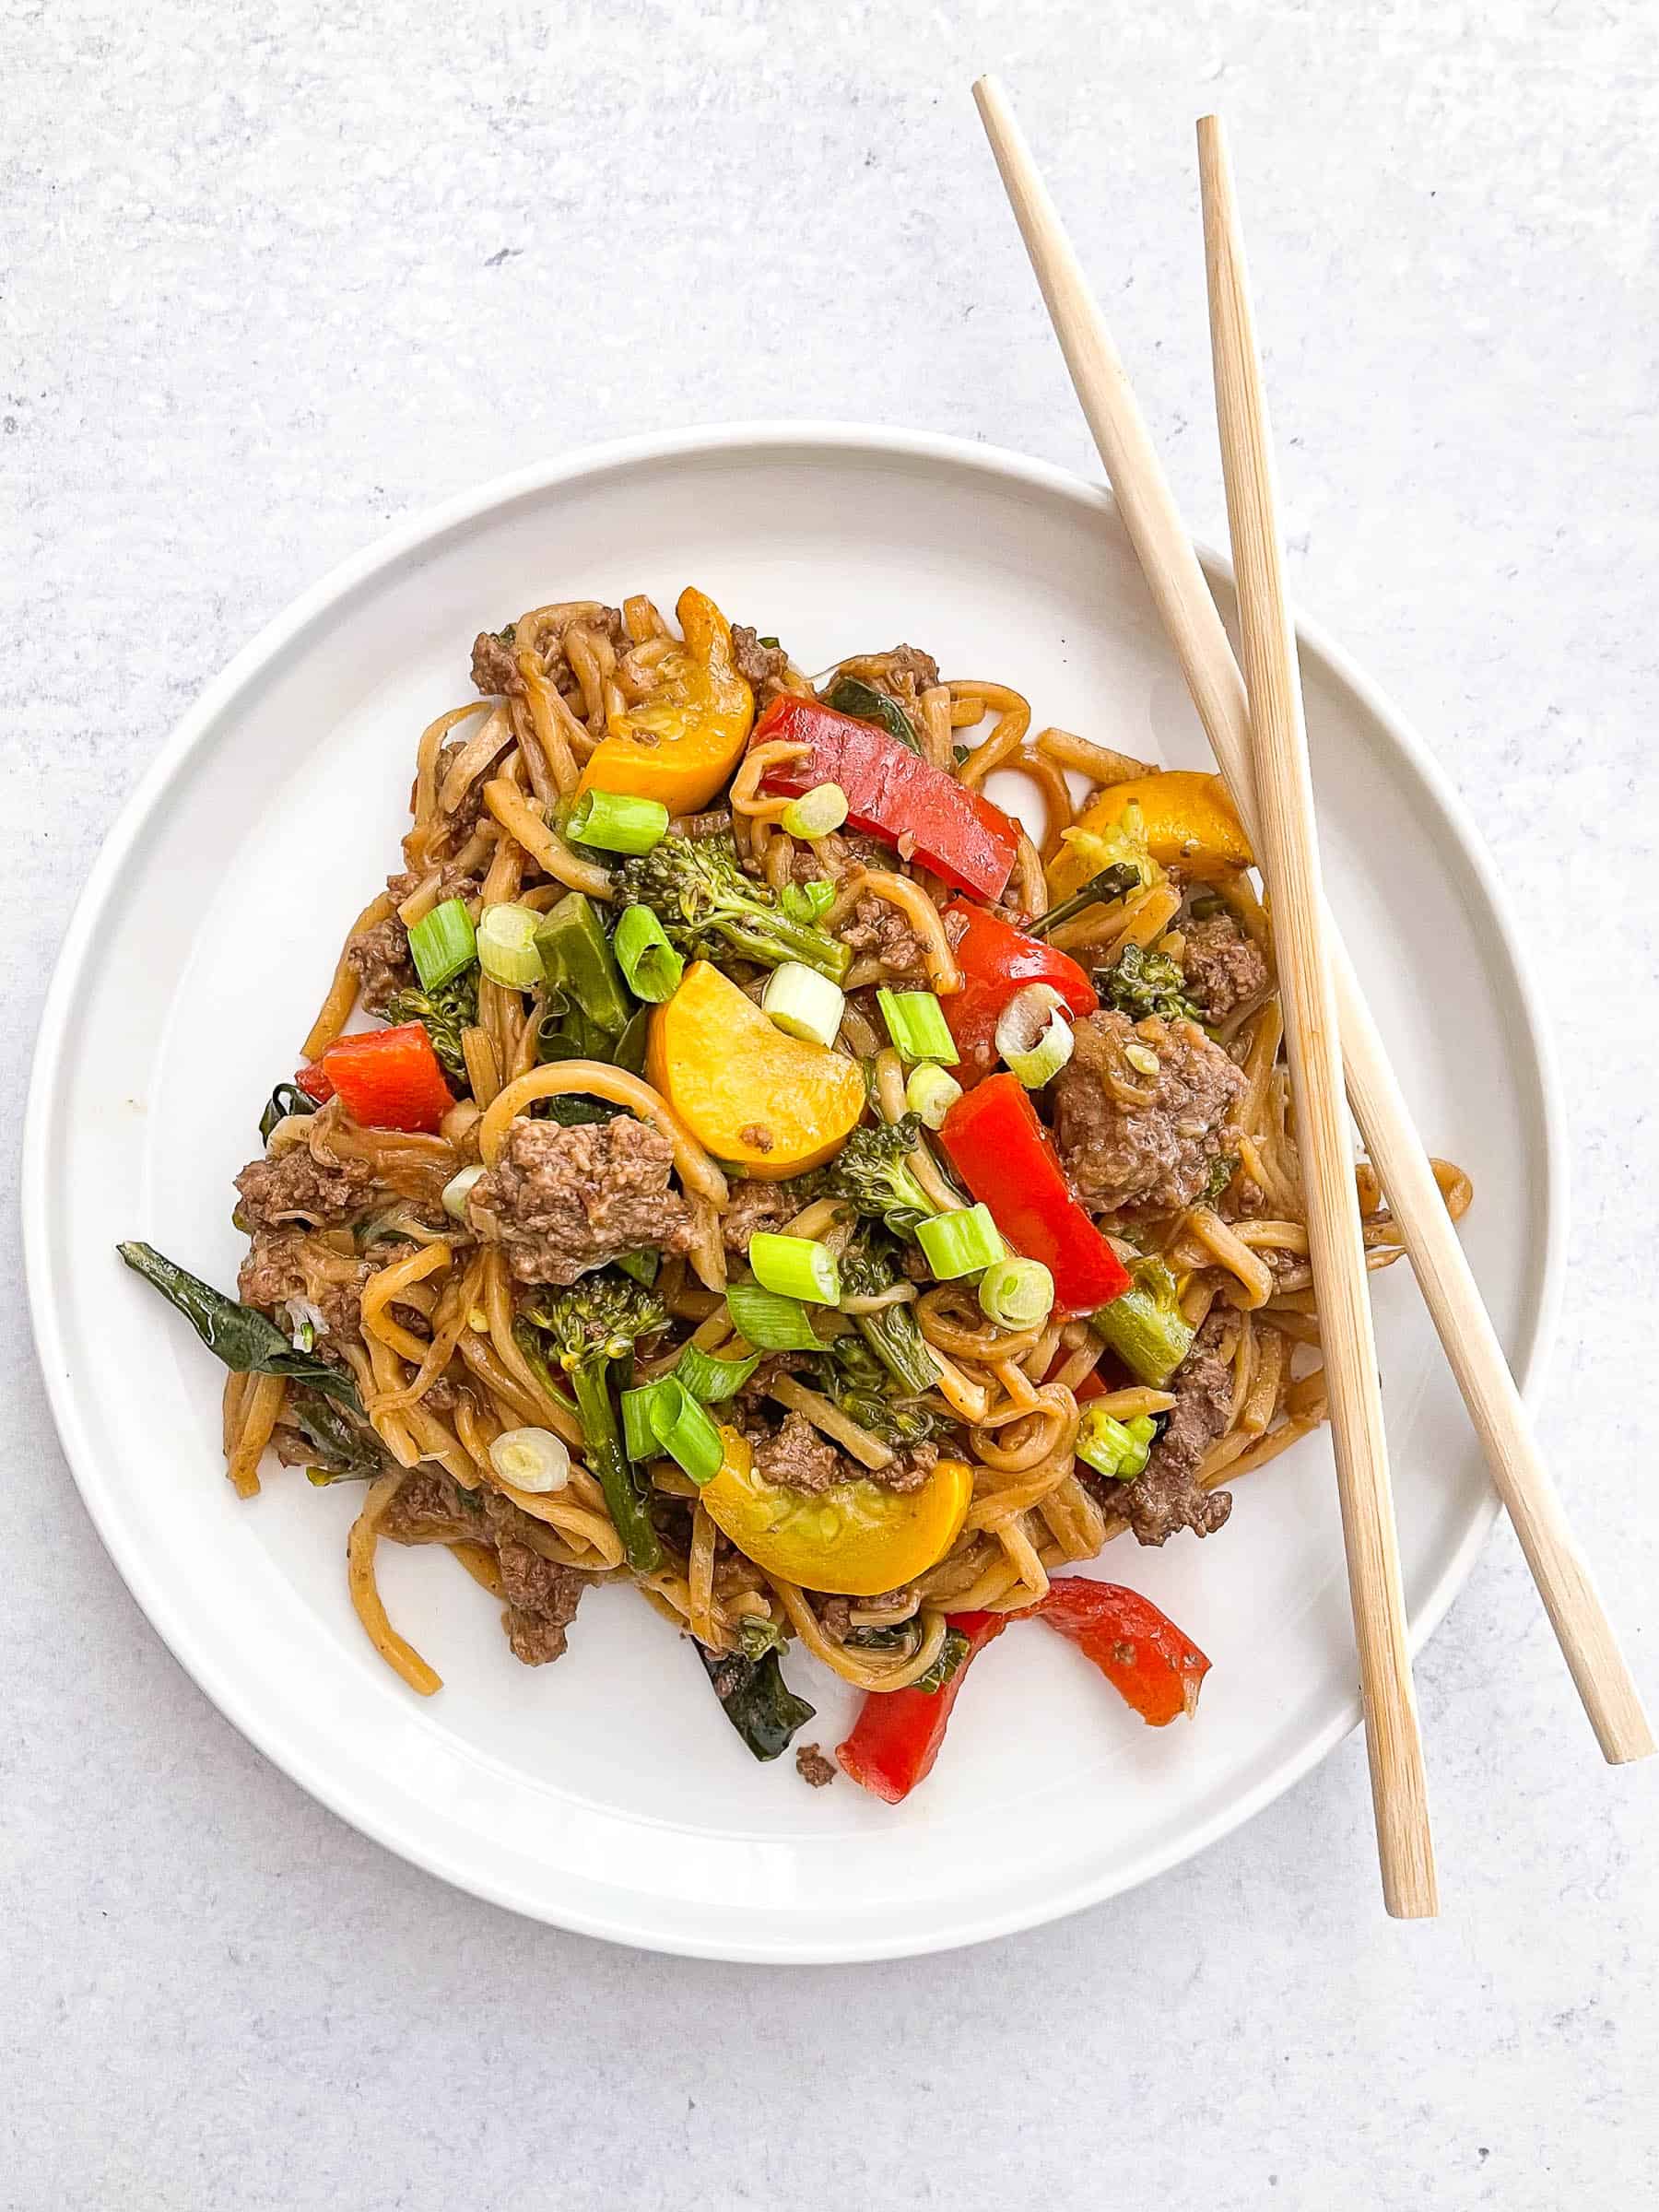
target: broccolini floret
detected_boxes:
[382,965,478,1079]
[830,1113,945,1240]
[835,1230,940,1399]
[1097,942,1200,1026]
[519,1273,670,1571]
[614,833,851,982]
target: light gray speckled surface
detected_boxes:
[4,4,1656,2206]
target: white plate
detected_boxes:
[24,425,1563,1961]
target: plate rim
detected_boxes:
[22,420,1567,1959]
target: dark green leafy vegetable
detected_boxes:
[116,1242,361,1410]
[291,1389,387,1483]
[521,1274,669,1571]
[616,1248,661,1288]
[258,1082,317,1145]
[696,1641,816,1761]
[817,1332,938,1448]
[1202,1154,1240,1207]
[1097,941,1201,1025]
[834,1231,940,1399]
[615,834,850,982]
[822,675,923,755]
[912,1626,971,1695]
[1026,864,1143,942]
[381,965,478,1079]
[534,893,632,1062]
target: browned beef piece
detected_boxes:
[817,1595,853,1642]
[238,1230,363,1340]
[720,1177,807,1255]
[1115,1313,1235,1546]
[1181,913,1270,1023]
[379,1470,588,1664]
[235,1147,380,1233]
[345,913,414,1013]
[481,1494,588,1665]
[795,1743,837,1787]
[1052,1009,1245,1215]
[466,1115,692,1285]
[884,643,940,696]
[470,629,525,698]
[789,829,889,886]
[743,1411,938,1496]
[731,625,790,691]
[745,1409,842,1493]
[840,894,930,982]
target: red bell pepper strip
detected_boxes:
[295,1023,453,1135]
[938,1074,1130,1313]
[755,694,1020,901]
[1041,1347,1110,1401]
[942,900,1097,1085]
[835,1610,1009,1803]
[1028,1578,1210,1726]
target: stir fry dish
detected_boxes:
[120,586,1472,1800]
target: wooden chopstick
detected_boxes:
[972,74,1653,1769]
[1197,113,1434,1917]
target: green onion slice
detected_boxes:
[613,902,685,1003]
[476,901,544,990]
[620,1381,667,1464]
[905,1062,962,1130]
[780,879,835,924]
[780,782,849,841]
[747,1231,841,1307]
[1075,1406,1157,1484]
[441,1162,485,1220]
[877,988,959,1066]
[648,1378,726,1486]
[761,961,845,1048]
[675,1341,763,1403]
[566,787,670,855]
[407,897,477,991]
[978,1257,1055,1331]
[488,1426,571,1493]
[915,1203,1006,1281]
[724,1281,825,1352]
[995,982,1075,1087]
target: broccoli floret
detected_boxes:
[614,833,850,982]
[1097,942,1200,1025]
[519,1273,669,1571]
[830,1113,953,1240]
[836,1230,941,1399]
[1090,1253,1195,1389]
[382,965,478,1078]
[818,1332,938,1448]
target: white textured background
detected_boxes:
[5,3,1656,2206]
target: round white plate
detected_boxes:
[25,425,1563,1961]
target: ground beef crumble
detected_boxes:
[1181,912,1270,1022]
[1051,1008,1245,1215]
[379,1468,588,1665]
[467,1116,693,1286]
[1112,1312,1237,1546]
[234,1147,380,1232]
[795,1743,837,1787]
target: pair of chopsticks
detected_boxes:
[972,77,1653,1916]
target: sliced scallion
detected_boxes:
[441,1162,486,1220]
[747,1231,841,1307]
[408,897,477,991]
[648,1378,726,1486]
[781,879,835,924]
[905,1062,962,1130]
[675,1341,763,1403]
[476,901,544,990]
[877,988,959,1066]
[977,1256,1055,1331]
[566,787,670,855]
[780,782,849,841]
[995,982,1075,1087]
[488,1427,571,1493]
[724,1281,826,1352]
[621,1380,669,1464]
[915,1203,1006,1281]
[1075,1407,1158,1484]
[761,960,845,1048]
[614,902,685,1003]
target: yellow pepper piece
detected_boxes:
[1048,770,1253,897]
[647,960,865,1180]
[575,585,755,817]
[700,1427,973,1596]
